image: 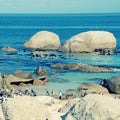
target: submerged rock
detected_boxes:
[50,63,113,72]
[59,31,116,53]
[24,31,61,50]
[14,70,32,79]
[1,46,18,52]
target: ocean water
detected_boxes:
[0,13,120,93]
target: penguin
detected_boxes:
[45,90,49,96]
[31,89,37,96]
[58,90,62,100]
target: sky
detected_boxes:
[0,0,120,14]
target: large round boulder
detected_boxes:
[106,76,120,94]
[2,96,61,120]
[24,31,61,50]
[60,31,116,52]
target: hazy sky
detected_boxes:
[0,0,120,13]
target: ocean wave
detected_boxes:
[113,68,120,72]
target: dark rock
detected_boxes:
[106,76,120,94]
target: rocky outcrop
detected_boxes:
[34,66,48,76]
[62,94,120,120]
[14,70,32,79]
[1,46,18,52]
[59,31,116,53]
[50,64,113,72]
[2,96,57,120]
[24,31,61,50]
[106,76,120,94]
[78,83,109,96]
[3,74,48,89]
[3,75,33,89]
[65,83,109,98]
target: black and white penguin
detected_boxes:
[58,90,62,99]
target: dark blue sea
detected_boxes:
[0,13,120,92]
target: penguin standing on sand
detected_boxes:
[31,89,37,96]
[58,90,62,100]
[45,90,49,96]
[51,90,55,95]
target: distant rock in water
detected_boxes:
[59,31,116,53]
[1,46,18,52]
[50,63,113,72]
[24,31,61,50]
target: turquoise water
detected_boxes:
[0,13,120,92]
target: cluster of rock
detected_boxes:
[0,72,120,120]
[0,30,117,59]
[0,30,116,54]
[23,30,116,53]
[0,85,119,120]
[59,78,120,120]
[0,30,119,120]
[64,76,120,99]
[0,67,48,90]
